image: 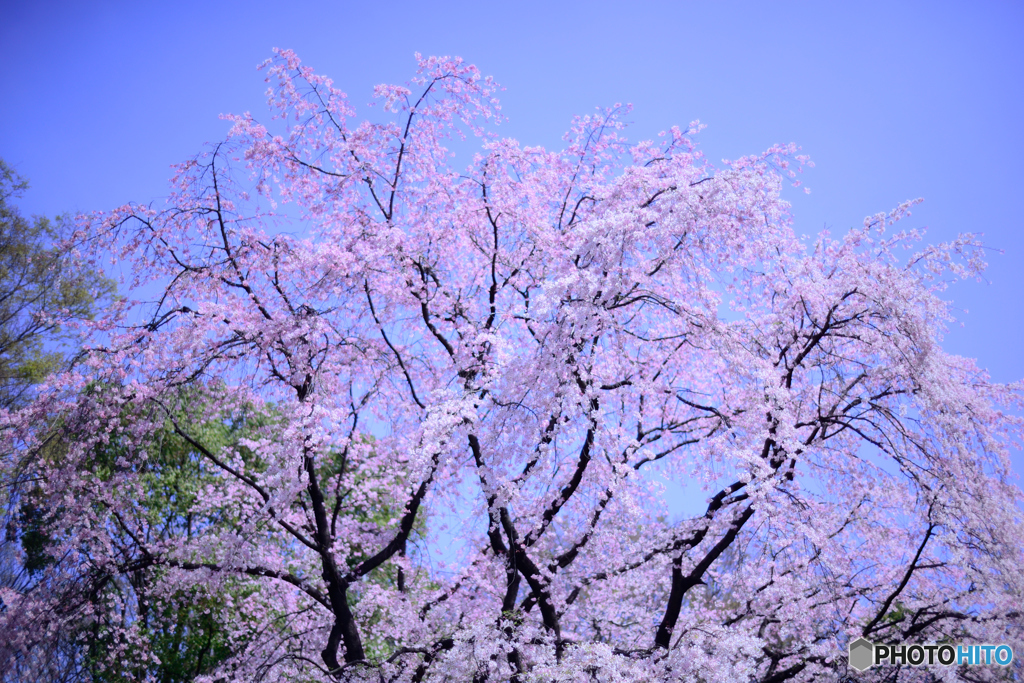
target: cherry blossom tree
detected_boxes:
[2,50,1022,682]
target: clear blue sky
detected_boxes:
[2,2,1021,392]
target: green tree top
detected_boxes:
[0,159,114,410]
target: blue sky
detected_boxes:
[2,2,1021,408]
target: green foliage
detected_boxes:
[882,600,907,625]
[82,581,244,683]
[0,158,114,410]
[145,592,239,683]
[74,388,272,682]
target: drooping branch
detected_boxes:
[862,518,937,637]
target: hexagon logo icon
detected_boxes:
[849,637,875,671]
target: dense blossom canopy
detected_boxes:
[2,51,1022,682]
